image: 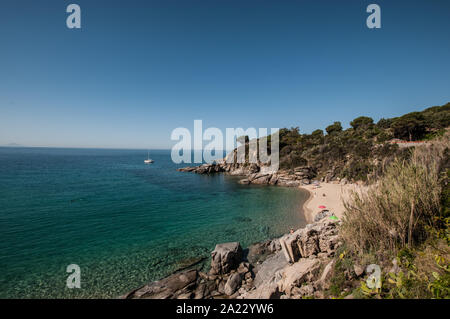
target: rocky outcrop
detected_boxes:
[123,269,198,299]
[240,252,286,299]
[177,145,317,187]
[210,242,243,275]
[318,259,335,290]
[236,215,342,299]
[179,163,317,187]
[253,252,287,288]
[224,273,242,296]
[124,212,342,300]
[277,258,321,296]
[246,239,281,264]
[121,262,254,299]
[279,216,340,263]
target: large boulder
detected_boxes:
[241,252,286,299]
[297,229,320,257]
[125,269,198,299]
[253,252,287,288]
[211,242,243,274]
[241,281,279,299]
[268,174,279,185]
[249,173,271,185]
[279,233,301,263]
[278,218,341,263]
[277,258,321,295]
[291,284,315,298]
[317,259,335,290]
[224,273,242,296]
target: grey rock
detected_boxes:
[318,259,335,289]
[268,239,281,253]
[354,264,364,277]
[241,281,279,299]
[282,234,298,262]
[251,173,271,184]
[224,273,242,296]
[217,280,225,294]
[253,252,287,288]
[276,179,301,187]
[247,240,273,264]
[297,229,320,257]
[211,242,243,274]
[292,284,314,297]
[126,269,197,299]
[277,258,321,295]
[269,174,278,185]
[194,283,206,299]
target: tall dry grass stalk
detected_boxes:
[341,133,449,253]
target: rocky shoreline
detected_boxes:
[122,210,341,299]
[178,163,317,187]
[177,145,324,187]
[122,152,350,299]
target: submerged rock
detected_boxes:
[124,269,198,299]
[124,203,343,300]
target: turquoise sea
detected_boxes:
[0,147,308,298]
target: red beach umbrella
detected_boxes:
[318,205,326,209]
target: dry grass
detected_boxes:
[341,133,449,253]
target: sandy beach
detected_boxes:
[300,182,366,223]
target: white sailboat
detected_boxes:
[144,150,154,164]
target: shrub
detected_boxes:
[325,121,343,135]
[340,135,448,253]
[350,116,374,130]
[391,112,427,141]
[377,118,393,129]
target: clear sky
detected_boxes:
[0,0,449,149]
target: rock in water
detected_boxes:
[210,242,243,274]
[125,269,198,299]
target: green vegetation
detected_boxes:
[341,141,445,252]
[263,102,450,299]
[328,133,450,299]
[276,102,450,182]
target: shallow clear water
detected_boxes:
[0,147,308,298]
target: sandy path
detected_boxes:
[300,182,365,223]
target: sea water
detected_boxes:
[0,147,308,298]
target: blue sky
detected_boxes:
[0,0,449,149]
